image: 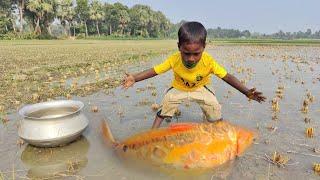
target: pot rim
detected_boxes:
[18,100,85,120]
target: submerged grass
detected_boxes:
[0,39,318,118]
[0,40,176,116]
[0,171,4,180]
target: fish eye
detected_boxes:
[123,145,128,152]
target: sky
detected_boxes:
[103,0,320,34]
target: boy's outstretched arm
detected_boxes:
[122,68,158,89]
[222,73,266,103]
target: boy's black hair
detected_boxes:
[178,21,207,46]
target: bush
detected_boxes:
[20,32,39,39]
[37,33,57,40]
[76,33,86,39]
[0,32,57,40]
[0,32,19,40]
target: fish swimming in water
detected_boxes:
[101,120,254,170]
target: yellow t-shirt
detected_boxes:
[153,51,227,91]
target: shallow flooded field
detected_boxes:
[1,44,320,179]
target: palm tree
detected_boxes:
[57,0,75,37]
[0,0,14,32]
[27,0,53,34]
[129,5,151,37]
[118,9,130,35]
[41,0,59,36]
[75,0,90,37]
[89,0,104,36]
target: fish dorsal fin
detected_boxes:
[169,123,197,132]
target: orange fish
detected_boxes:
[101,120,254,170]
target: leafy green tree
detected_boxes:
[0,0,14,33]
[26,0,53,34]
[11,0,27,33]
[168,20,186,38]
[89,0,104,36]
[118,8,130,35]
[0,0,11,11]
[241,30,251,38]
[57,0,75,36]
[104,3,129,35]
[146,11,159,37]
[148,11,170,37]
[314,30,320,39]
[43,0,59,36]
[306,29,312,38]
[75,0,90,36]
[103,3,115,35]
[128,5,152,37]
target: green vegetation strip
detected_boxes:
[209,39,320,46]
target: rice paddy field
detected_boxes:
[0,40,320,179]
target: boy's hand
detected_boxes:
[122,73,135,89]
[121,68,158,89]
[246,88,266,103]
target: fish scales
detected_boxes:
[102,120,254,169]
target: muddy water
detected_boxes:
[1,46,320,179]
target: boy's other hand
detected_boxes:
[246,88,266,103]
[122,73,135,89]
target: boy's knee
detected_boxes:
[157,110,173,123]
[202,107,222,122]
[157,110,172,119]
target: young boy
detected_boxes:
[122,21,266,128]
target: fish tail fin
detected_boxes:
[101,120,117,146]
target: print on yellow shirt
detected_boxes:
[154,51,227,91]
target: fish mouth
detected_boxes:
[236,128,255,156]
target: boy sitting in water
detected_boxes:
[122,21,266,128]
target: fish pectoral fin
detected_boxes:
[101,120,118,146]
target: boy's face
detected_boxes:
[178,42,205,69]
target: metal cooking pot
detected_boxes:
[18,100,89,147]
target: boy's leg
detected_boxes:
[152,88,186,128]
[151,111,166,129]
[193,86,222,122]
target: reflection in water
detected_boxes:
[157,161,233,180]
[113,153,234,179]
[21,136,89,178]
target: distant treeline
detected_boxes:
[0,0,171,39]
[207,27,320,40]
[0,0,319,40]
